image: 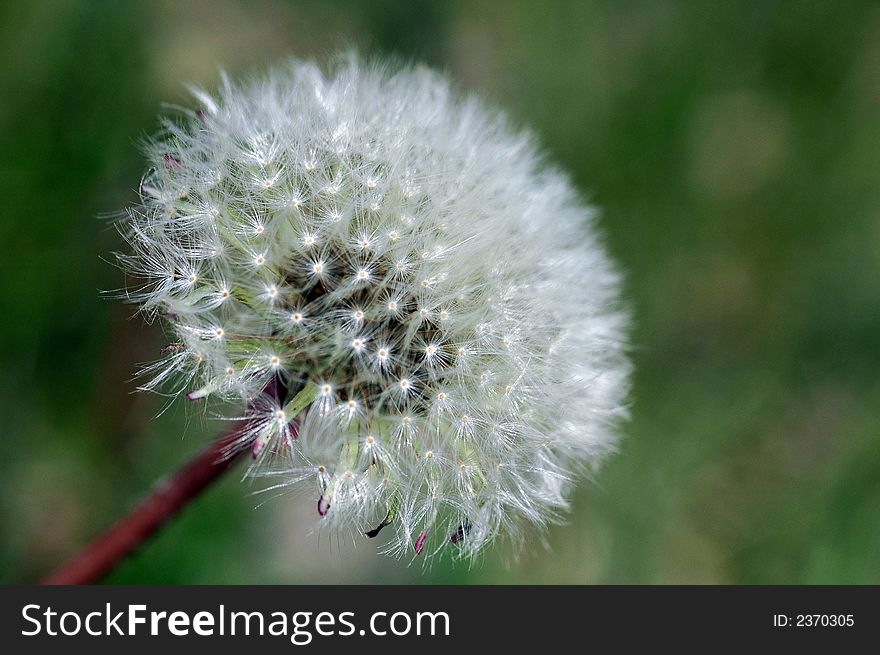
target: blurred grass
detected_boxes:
[1,0,879,583]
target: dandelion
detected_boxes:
[114,54,630,562]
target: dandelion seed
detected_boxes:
[414,529,429,555]
[450,523,470,544]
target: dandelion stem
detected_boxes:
[41,379,286,585]
[40,421,250,585]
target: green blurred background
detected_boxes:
[2,0,879,584]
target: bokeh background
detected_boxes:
[2,0,879,584]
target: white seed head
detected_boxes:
[116,54,630,562]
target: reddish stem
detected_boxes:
[41,420,250,585]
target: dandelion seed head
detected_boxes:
[115,54,630,562]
